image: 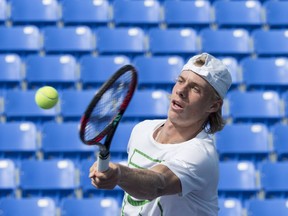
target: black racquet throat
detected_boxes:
[79,64,137,172]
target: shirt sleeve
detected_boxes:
[161,141,218,197]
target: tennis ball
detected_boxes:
[35,86,59,109]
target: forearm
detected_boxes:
[117,164,166,200]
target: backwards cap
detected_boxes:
[182,53,232,98]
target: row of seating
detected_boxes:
[1,54,288,91]
[1,0,288,29]
[1,121,288,162]
[1,159,288,203]
[0,197,120,216]
[1,25,288,56]
[0,89,288,123]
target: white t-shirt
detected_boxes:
[121,120,219,216]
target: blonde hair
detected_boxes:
[193,55,226,134]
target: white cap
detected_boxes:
[182,53,232,99]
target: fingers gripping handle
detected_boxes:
[97,152,110,172]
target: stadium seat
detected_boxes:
[0,54,22,89]
[220,57,242,89]
[214,0,263,28]
[4,89,58,122]
[200,28,252,56]
[43,26,94,54]
[264,1,288,28]
[246,199,288,216]
[252,29,288,56]
[124,89,170,120]
[218,198,242,216]
[0,0,7,23]
[272,124,288,160]
[60,89,96,121]
[80,55,131,88]
[133,55,184,90]
[60,197,119,216]
[0,197,57,216]
[148,28,198,56]
[25,54,78,89]
[113,0,161,27]
[0,26,41,53]
[110,121,138,160]
[163,0,211,28]
[41,122,97,163]
[62,0,110,26]
[215,123,271,162]
[0,159,17,197]
[218,161,259,199]
[227,90,283,124]
[259,161,288,198]
[10,0,60,25]
[241,57,288,92]
[20,159,77,200]
[0,122,37,160]
[96,27,145,55]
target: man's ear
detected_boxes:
[209,100,223,113]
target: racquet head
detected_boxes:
[79,64,137,150]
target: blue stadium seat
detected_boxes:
[227,90,283,124]
[0,197,57,216]
[218,198,242,216]
[124,89,170,120]
[283,91,288,119]
[60,89,96,121]
[163,0,211,28]
[20,159,78,200]
[218,161,259,199]
[10,0,60,25]
[110,121,138,160]
[60,197,119,216]
[41,122,97,163]
[214,0,263,28]
[0,122,37,160]
[0,159,17,197]
[96,27,145,55]
[200,28,252,56]
[260,161,288,198]
[133,55,184,90]
[62,0,110,26]
[264,1,288,28]
[247,199,288,216]
[148,28,198,56]
[0,26,41,53]
[215,123,271,162]
[113,0,161,27]
[80,55,131,88]
[25,54,78,89]
[0,54,22,89]
[0,0,7,23]
[43,26,94,54]
[241,57,288,92]
[4,90,58,122]
[220,57,242,89]
[252,29,288,56]
[272,124,288,160]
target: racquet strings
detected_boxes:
[84,71,134,142]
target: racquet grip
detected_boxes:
[97,152,110,172]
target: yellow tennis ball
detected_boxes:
[35,86,59,109]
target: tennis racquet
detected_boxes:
[79,64,137,172]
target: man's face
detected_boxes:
[168,70,219,128]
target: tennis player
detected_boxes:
[89,53,232,215]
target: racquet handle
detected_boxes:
[97,152,110,172]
